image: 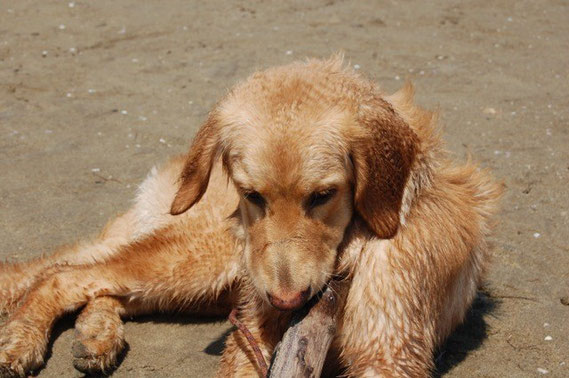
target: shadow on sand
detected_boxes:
[35,290,496,377]
[41,312,231,377]
[201,289,499,377]
[434,290,498,377]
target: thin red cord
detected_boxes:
[229,308,269,377]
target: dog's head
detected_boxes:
[170,57,419,310]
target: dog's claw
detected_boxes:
[72,356,102,375]
[71,338,124,375]
[72,340,105,374]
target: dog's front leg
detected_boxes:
[336,240,435,378]
[0,209,139,316]
[0,263,135,377]
[0,230,240,376]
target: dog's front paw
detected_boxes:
[72,296,127,375]
[72,330,126,375]
[0,319,47,377]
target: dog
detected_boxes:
[0,56,502,377]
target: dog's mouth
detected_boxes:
[266,287,311,311]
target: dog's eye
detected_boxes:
[244,190,266,208]
[308,188,337,209]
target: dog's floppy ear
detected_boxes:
[170,114,220,215]
[351,98,419,239]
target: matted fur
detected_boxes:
[0,56,502,377]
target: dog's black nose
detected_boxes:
[267,287,311,311]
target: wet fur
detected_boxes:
[0,57,502,377]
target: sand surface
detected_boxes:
[1,0,568,376]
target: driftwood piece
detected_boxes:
[268,280,345,378]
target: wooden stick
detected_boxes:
[268,280,345,378]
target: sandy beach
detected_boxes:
[1,1,568,376]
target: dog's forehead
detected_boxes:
[215,64,363,193]
[218,102,352,192]
[224,114,351,194]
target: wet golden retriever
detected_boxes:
[0,56,502,377]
